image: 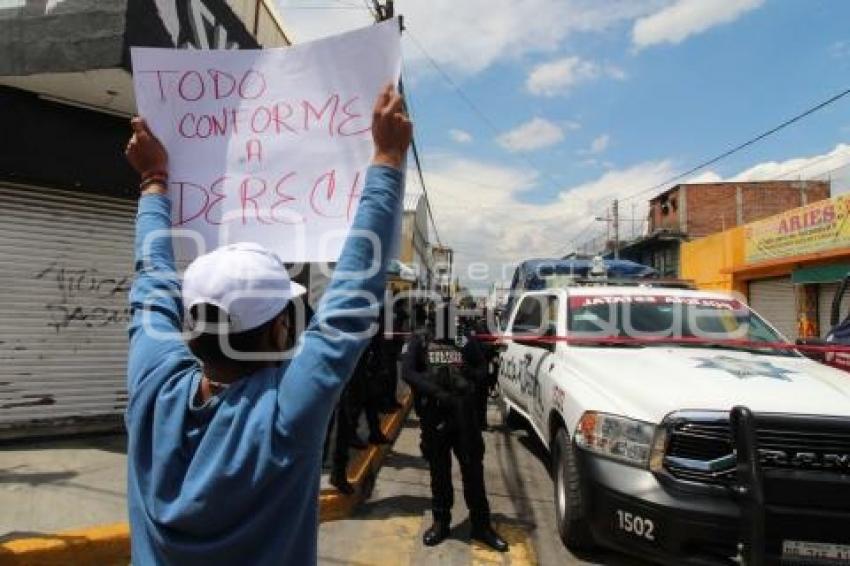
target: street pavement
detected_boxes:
[318,403,649,566]
[2,402,651,565]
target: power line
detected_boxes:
[568,217,599,250]
[401,15,850,259]
[402,29,629,258]
[409,126,443,246]
[367,1,443,245]
[772,151,850,182]
[620,86,850,205]
[791,158,850,184]
[404,31,565,194]
[401,76,442,246]
[572,89,850,253]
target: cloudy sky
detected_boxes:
[277,0,850,290]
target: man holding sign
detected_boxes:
[130,19,404,264]
[124,79,409,565]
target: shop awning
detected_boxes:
[387,259,418,282]
[0,0,260,114]
[792,263,850,284]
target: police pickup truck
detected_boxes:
[498,281,850,565]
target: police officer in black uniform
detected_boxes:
[402,304,508,552]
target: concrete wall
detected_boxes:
[680,226,746,293]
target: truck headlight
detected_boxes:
[574,411,655,468]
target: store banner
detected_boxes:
[744,194,850,264]
[131,18,401,262]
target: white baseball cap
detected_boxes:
[182,242,307,333]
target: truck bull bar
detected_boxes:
[731,405,766,566]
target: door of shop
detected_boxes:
[748,277,797,340]
[0,183,136,438]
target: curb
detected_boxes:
[0,392,413,565]
[319,390,413,522]
[0,523,130,566]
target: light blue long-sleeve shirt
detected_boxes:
[125,165,403,565]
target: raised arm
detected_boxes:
[278,86,412,441]
[125,119,191,397]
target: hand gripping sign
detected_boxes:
[131,18,403,263]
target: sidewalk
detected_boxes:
[0,435,128,542]
[0,386,411,563]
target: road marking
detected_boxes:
[348,514,424,565]
[471,522,537,566]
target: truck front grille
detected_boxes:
[665,417,736,485]
[663,412,850,486]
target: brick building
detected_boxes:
[619,180,831,277]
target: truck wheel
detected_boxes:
[553,427,594,550]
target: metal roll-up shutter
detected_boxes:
[748,277,797,340]
[0,183,137,439]
[818,282,850,338]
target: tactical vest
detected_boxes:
[426,340,469,395]
[418,339,478,436]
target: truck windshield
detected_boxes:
[567,295,789,352]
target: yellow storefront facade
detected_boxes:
[681,194,850,340]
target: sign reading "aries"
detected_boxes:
[131,18,402,262]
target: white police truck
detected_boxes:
[498,274,850,565]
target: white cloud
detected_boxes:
[414,143,850,290]
[683,170,722,183]
[729,143,850,187]
[679,144,850,187]
[590,134,611,153]
[411,155,677,289]
[278,0,663,75]
[449,129,473,144]
[527,57,625,97]
[497,118,571,152]
[588,133,611,154]
[632,0,764,49]
[577,134,611,156]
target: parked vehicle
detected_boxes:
[823,274,850,371]
[498,278,850,565]
[503,258,658,321]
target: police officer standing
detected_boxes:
[402,304,508,552]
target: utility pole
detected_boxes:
[371,0,394,21]
[613,199,620,260]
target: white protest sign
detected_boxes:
[131,18,402,262]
